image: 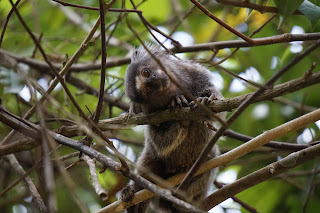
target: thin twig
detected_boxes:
[52,0,141,13]
[302,160,319,212]
[4,154,48,213]
[0,0,21,48]
[0,160,42,197]
[129,0,181,51]
[190,0,255,45]
[212,13,277,65]
[216,0,302,15]
[93,0,108,123]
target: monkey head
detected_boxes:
[125,61,170,104]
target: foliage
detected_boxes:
[0,0,320,213]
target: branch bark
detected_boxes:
[81,154,108,201]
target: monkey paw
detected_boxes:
[168,95,189,110]
[120,185,135,202]
[190,93,218,109]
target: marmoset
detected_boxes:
[120,44,224,213]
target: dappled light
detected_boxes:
[1,1,320,213]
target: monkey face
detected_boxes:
[136,67,169,96]
[125,63,170,104]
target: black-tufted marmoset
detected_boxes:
[120,44,225,213]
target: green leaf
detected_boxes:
[138,0,170,22]
[278,15,285,28]
[246,0,257,20]
[246,0,269,19]
[309,0,320,6]
[0,67,25,94]
[273,0,304,16]
[298,0,320,27]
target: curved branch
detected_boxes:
[2,33,320,72]
[52,0,142,13]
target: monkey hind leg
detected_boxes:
[125,200,149,213]
[174,171,214,212]
[149,197,181,213]
[148,174,211,213]
[121,184,149,213]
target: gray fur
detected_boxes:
[121,44,224,212]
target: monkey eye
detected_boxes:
[141,68,151,78]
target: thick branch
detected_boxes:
[203,143,320,210]
[97,71,320,126]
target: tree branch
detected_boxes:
[216,0,302,15]
[97,70,320,126]
[203,143,320,210]
[4,154,48,212]
[190,0,255,44]
[93,0,108,123]
[52,0,142,13]
[1,33,320,72]
[81,154,108,201]
[0,13,103,146]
